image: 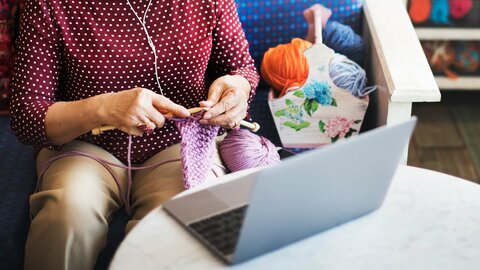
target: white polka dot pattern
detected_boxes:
[9,0,259,164]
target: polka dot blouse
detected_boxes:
[9,0,259,164]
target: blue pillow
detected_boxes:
[234,0,364,66]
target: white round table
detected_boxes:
[109,165,480,270]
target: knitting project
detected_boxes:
[174,115,220,189]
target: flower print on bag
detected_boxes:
[319,116,362,143]
[274,99,311,132]
[293,80,337,116]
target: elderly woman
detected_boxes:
[10,0,259,269]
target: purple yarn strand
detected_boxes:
[36,136,181,216]
[37,112,281,217]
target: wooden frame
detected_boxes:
[362,0,441,163]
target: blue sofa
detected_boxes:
[0,0,440,269]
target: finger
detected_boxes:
[206,81,224,104]
[129,116,149,135]
[117,124,144,137]
[138,115,154,128]
[200,112,236,128]
[199,100,214,109]
[204,113,242,129]
[137,115,155,135]
[151,94,190,118]
[143,108,166,129]
[157,108,170,114]
[200,105,245,129]
[200,81,223,113]
[203,89,239,120]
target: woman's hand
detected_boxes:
[199,75,251,129]
[99,87,190,136]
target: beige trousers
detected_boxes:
[25,140,226,270]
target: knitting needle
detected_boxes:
[92,107,204,135]
[192,107,260,132]
[186,107,261,132]
[91,107,260,135]
[239,119,260,132]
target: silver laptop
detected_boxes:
[163,117,417,264]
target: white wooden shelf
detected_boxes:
[435,76,480,90]
[420,30,480,90]
[401,0,480,91]
[415,28,480,41]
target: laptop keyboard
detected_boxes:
[188,205,248,256]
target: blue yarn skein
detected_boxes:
[430,0,450,25]
[329,54,377,98]
[323,21,365,64]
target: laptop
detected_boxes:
[163,117,417,264]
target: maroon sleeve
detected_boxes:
[9,0,62,149]
[208,0,259,107]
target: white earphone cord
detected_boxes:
[126,0,164,96]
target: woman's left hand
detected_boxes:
[199,75,251,129]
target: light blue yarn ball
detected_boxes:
[329,54,377,98]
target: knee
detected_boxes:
[26,190,109,270]
[31,189,108,237]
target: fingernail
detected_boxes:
[203,113,211,120]
[202,101,213,108]
[139,124,154,134]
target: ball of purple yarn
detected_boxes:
[220,129,281,173]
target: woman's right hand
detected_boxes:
[98,88,190,136]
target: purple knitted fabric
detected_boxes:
[174,117,220,189]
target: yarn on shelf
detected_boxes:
[453,41,479,73]
[449,0,473,19]
[408,0,432,23]
[422,41,458,78]
[430,0,450,24]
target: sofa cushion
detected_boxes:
[0,116,36,269]
[235,0,364,67]
[0,116,130,269]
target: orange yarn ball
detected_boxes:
[261,38,312,97]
